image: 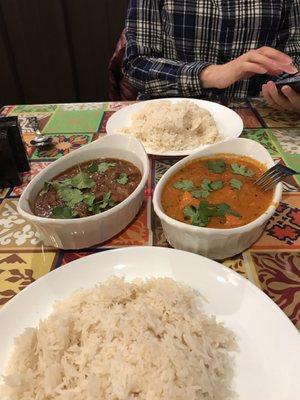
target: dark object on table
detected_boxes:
[0,129,22,188]
[28,117,53,148]
[0,116,29,188]
[108,29,138,101]
[0,117,30,172]
[275,73,300,94]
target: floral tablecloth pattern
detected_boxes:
[0,100,299,328]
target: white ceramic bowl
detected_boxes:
[153,138,282,260]
[18,134,149,249]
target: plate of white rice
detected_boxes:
[0,247,299,400]
[106,98,243,156]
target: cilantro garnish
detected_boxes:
[206,160,226,174]
[210,180,224,190]
[230,178,243,190]
[39,181,52,195]
[57,187,84,208]
[194,179,224,199]
[231,163,254,177]
[87,161,117,174]
[70,171,95,189]
[173,180,195,191]
[174,178,223,199]
[52,206,74,219]
[98,162,116,173]
[215,203,241,217]
[184,201,240,227]
[43,162,119,218]
[87,162,98,173]
[191,188,210,199]
[90,192,115,214]
[184,202,211,226]
[117,173,128,185]
[82,193,95,206]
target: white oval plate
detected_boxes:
[0,247,299,399]
[106,98,244,156]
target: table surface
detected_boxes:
[0,99,299,329]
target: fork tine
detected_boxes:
[260,170,287,190]
[255,167,280,185]
[255,166,277,184]
[255,162,298,190]
[262,175,284,191]
[260,170,284,187]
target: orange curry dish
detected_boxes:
[161,154,274,229]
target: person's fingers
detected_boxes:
[262,84,282,110]
[266,81,292,110]
[239,61,267,75]
[281,85,300,107]
[245,51,291,75]
[256,46,294,64]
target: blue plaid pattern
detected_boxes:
[123,0,300,99]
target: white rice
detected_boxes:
[1,277,237,400]
[120,100,220,151]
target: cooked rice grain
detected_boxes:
[120,100,219,151]
[1,277,237,400]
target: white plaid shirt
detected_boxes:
[123,0,300,99]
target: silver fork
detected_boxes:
[255,163,299,191]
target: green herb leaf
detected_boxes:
[50,180,72,190]
[183,201,240,227]
[98,162,116,173]
[90,203,103,215]
[228,208,241,217]
[231,163,254,177]
[201,179,211,191]
[184,202,211,227]
[82,193,95,207]
[70,171,95,189]
[183,202,208,226]
[117,172,128,185]
[183,205,197,220]
[230,178,243,190]
[87,162,98,173]
[206,160,226,174]
[216,203,241,218]
[210,180,223,190]
[90,192,116,214]
[215,203,230,217]
[173,178,223,199]
[57,187,84,208]
[39,181,52,195]
[52,206,73,219]
[191,179,223,199]
[192,189,210,199]
[102,191,116,207]
[173,180,195,191]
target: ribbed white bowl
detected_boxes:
[18,134,149,249]
[153,138,282,259]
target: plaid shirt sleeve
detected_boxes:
[123,0,211,97]
[284,0,300,69]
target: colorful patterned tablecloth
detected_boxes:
[0,99,299,329]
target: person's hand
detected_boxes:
[200,46,297,89]
[262,81,300,111]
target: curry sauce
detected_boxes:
[161,154,274,229]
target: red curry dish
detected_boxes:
[33,158,142,219]
[161,154,274,229]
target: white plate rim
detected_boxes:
[106,98,244,156]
